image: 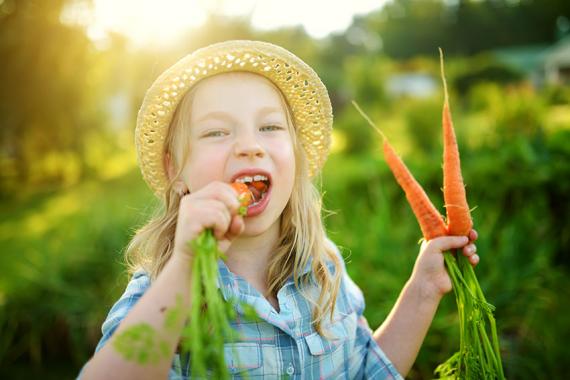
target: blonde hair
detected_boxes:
[125,72,342,336]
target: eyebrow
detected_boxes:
[195,106,284,123]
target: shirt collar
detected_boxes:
[216,257,314,297]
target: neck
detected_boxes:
[225,218,281,295]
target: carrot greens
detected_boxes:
[113,184,258,379]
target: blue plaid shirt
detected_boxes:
[78,249,402,379]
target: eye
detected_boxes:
[202,130,228,138]
[260,125,284,132]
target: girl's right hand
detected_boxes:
[172,181,245,261]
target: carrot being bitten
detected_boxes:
[351,48,505,379]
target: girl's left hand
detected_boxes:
[411,229,479,300]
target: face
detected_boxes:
[175,72,296,236]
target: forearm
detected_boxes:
[82,255,193,380]
[372,276,442,377]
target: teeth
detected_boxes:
[235,174,268,183]
[236,176,253,184]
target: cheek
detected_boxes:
[183,146,228,189]
[271,134,295,160]
[272,141,296,188]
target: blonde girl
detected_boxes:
[79,40,479,380]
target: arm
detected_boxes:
[372,274,441,377]
[372,231,479,376]
[81,254,192,380]
[82,182,245,380]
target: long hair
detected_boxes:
[125,72,342,336]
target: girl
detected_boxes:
[78,40,479,379]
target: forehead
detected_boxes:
[189,72,287,120]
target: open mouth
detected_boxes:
[234,174,271,207]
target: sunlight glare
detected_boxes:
[85,0,386,46]
[90,0,208,46]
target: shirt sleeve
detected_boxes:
[326,237,403,380]
[93,269,151,353]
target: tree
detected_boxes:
[0,0,97,195]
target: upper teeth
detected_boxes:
[236,174,268,184]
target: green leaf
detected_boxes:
[113,323,167,365]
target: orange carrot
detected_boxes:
[250,181,268,192]
[382,140,448,240]
[230,182,254,216]
[439,49,473,236]
[351,101,447,240]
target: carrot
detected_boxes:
[436,50,504,380]
[352,101,447,240]
[250,180,268,193]
[353,51,505,379]
[382,141,448,240]
[439,48,473,236]
[230,182,254,216]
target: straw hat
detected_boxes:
[135,40,333,197]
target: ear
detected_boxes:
[164,152,187,194]
[164,151,175,181]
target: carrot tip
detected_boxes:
[351,100,387,141]
[439,48,449,104]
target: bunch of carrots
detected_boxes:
[353,49,505,379]
[113,182,256,379]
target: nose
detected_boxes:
[233,130,265,159]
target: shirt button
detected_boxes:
[286,363,295,375]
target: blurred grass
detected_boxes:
[0,166,157,377]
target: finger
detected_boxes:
[212,210,231,240]
[429,235,469,252]
[462,243,477,257]
[202,200,231,240]
[224,215,245,241]
[469,254,480,266]
[469,229,478,242]
[207,183,241,215]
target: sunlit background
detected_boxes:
[67,0,385,45]
[1,0,569,379]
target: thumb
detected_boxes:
[429,235,469,252]
[221,215,245,244]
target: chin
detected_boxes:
[242,213,280,237]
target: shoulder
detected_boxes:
[107,269,151,311]
[123,268,152,294]
[323,236,344,272]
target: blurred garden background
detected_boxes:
[1,0,569,378]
